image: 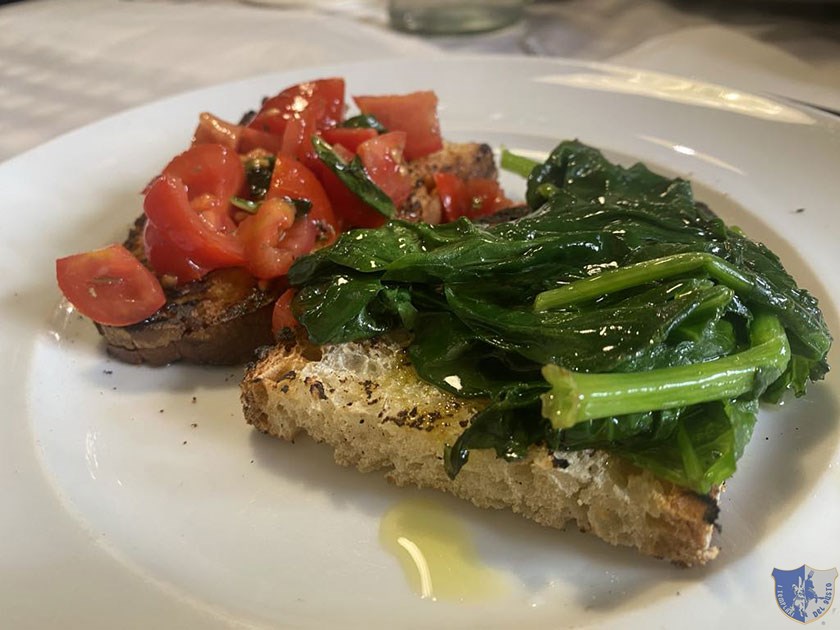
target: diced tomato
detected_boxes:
[190,193,237,233]
[267,154,338,245]
[353,91,442,160]
[239,126,285,154]
[56,244,166,326]
[192,113,285,155]
[433,172,466,222]
[248,78,345,136]
[271,289,298,336]
[280,107,318,163]
[192,112,241,150]
[465,178,511,217]
[331,142,354,163]
[434,173,511,222]
[320,127,378,153]
[143,221,209,284]
[144,145,246,277]
[144,175,247,269]
[356,131,412,208]
[237,198,317,279]
[162,143,244,204]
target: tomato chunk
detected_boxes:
[320,127,377,153]
[280,107,318,163]
[248,78,345,136]
[192,112,240,150]
[464,178,511,217]
[353,91,442,160]
[239,126,285,154]
[143,221,209,284]
[356,131,412,208]
[271,289,299,336]
[434,173,511,222]
[144,175,247,269]
[237,198,317,279]
[267,154,338,246]
[162,143,244,204]
[56,244,166,326]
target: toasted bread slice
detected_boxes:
[98,142,497,365]
[240,335,721,566]
[95,215,282,365]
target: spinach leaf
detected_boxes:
[287,139,832,494]
[294,274,414,344]
[445,385,550,478]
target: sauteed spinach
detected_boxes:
[287,141,831,493]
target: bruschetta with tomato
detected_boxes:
[56,78,513,365]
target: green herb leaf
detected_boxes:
[230,195,312,218]
[284,196,312,217]
[341,114,387,133]
[230,196,260,213]
[311,136,396,219]
[243,155,276,201]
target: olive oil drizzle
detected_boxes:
[379,498,511,602]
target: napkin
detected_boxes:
[0,0,438,161]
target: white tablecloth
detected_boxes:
[1,0,838,162]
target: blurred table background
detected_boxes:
[1,0,838,162]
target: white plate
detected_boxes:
[2,57,839,629]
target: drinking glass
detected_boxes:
[388,0,526,35]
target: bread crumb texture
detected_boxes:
[241,336,719,566]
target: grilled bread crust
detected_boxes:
[97,142,497,365]
[95,215,282,365]
[241,335,721,566]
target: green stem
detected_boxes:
[534,252,753,311]
[500,148,539,179]
[540,312,789,429]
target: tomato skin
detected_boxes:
[192,112,240,150]
[267,154,338,245]
[143,221,209,284]
[433,172,466,222]
[434,173,510,222]
[162,143,244,204]
[192,113,285,154]
[237,198,296,279]
[353,91,442,160]
[237,198,318,279]
[190,193,237,233]
[239,126,285,154]
[279,107,318,163]
[320,127,377,153]
[356,131,412,208]
[271,289,298,336]
[144,175,247,269]
[248,78,345,136]
[56,244,166,326]
[464,178,511,217]
[280,217,318,260]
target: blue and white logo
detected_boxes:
[772,565,837,624]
